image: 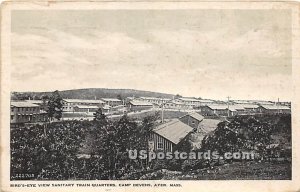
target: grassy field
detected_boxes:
[139,161,291,180]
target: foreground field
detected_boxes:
[11,114,291,180]
[137,161,291,180]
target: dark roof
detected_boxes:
[101,98,121,102]
[180,112,204,122]
[259,105,290,110]
[153,119,193,144]
[199,119,221,133]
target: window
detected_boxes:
[157,142,163,150]
[11,115,14,120]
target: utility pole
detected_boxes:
[277,98,279,114]
[161,98,164,123]
[227,96,231,117]
[122,99,125,115]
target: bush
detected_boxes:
[152,160,168,170]
[181,159,209,172]
[166,159,182,171]
[139,170,164,180]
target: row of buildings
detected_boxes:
[62,98,154,114]
[62,98,123,112]
[61,97,218,114]
[10,96,291,124]
[132,97,216,109]
[200,104,291,117]
[148,102,291,152]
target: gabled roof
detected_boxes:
[259,105,290,110]
[254,101,274,105]
[236,104,259,109]
[129,100,153,106]
[139,97,171,101]
[199,119,221,133]
[63,99,105,104]
[166,100,185,105]
[229,105,245,111]
[205,104,258,111]
[25,100,44,104]
[178,98,200,102]
[233,100,255,104]
[101,98,122,102]
[205,105,228,110]
[153,119,193,144]
[11,101,39,108]
[180,112,204,122]
[198,99,215,103]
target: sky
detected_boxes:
[11,10,292,101]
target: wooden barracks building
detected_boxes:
[149,113,204,151]
[10,101,47,125]
[149,119,194,152]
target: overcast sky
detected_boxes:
[11,10,292,101]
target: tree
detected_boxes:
[91,113,160,179]
[40,94,49,100]
[117,94,122,101]
[174,94,182,99]
[93,108,107,125]
[40,95,49,111]
[33,95,40,100]
[139,112,159,168]
[174,134,193,152]
[47,90,63,121]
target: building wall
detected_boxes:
[139,98,170,105]
[62,101,104,112]
[164,102,189,110]
[149,132,174,152]
[179,115,201,130]
[103,100,122,107]
[11,106,44,123]
[73,107,98,113]
[129,104,152,112]
[200,106,215,116]
[200,106,230,116]
[257,107,291,114]
[243,108,259,114]
[177,99,201,107]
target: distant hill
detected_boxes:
[11,88,176,100]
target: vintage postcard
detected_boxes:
[1,1,300,192]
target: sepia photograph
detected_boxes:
[1,1,300,192]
